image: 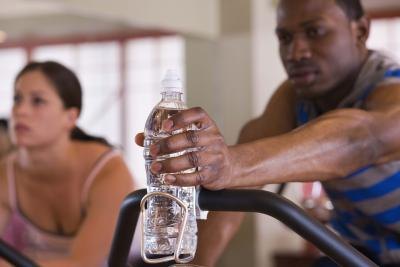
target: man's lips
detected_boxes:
[288,68,318,86]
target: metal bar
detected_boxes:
[108,188,378,267]
[0,239,38,267]
[275,183,287,195]
[198,189,377,267]
[108,189,147,267]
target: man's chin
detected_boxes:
[294,85,326,100]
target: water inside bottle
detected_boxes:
[144,107,197,256]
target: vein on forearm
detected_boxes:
[230,109,384,187]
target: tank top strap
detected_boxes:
[80,149,120,206]
[6,154,17,210]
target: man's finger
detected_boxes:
[135,133,145,146]
[150,150,218,174]
[164,167,214,187]
[150,129,220,157]
[162,107,213,132]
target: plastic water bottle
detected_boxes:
[143,70,197,262]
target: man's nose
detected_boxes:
[286,36,312,62]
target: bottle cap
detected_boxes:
[161,69,183,92]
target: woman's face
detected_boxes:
[11,70,77,148]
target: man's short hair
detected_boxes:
[335,0,365,20]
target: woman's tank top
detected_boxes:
[1,149,119,261]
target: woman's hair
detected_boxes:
[15,61,110,146]
[0,118,14,157]
[0,118,8,132]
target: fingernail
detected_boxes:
[150,144,160,157]
[164,174,176,184]
[162,119,174,131]
[151,162,162,174]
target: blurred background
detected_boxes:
[0,0,399,266]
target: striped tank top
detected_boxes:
[0,149,119,262]
[296,50,400,264]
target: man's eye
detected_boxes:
[306,27,325,38]
[277,33,292,44]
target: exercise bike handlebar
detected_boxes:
[108,188,377,267]
[0,239,39,267]
[0,188,376,267]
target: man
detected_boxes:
[137,0,400,265]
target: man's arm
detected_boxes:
[237,81,297,143]
[193,81,297,266]
[151,83,400,189]
[227,83,400,188]
[149,82,400,265]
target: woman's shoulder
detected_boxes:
[72,141,132,182]
[72,141,118,166]
[74,142,136,204]
[74,140,112,155]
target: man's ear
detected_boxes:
[353,16,370,45]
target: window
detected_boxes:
[0,35,185,186]
[32,42,122,147]
[126,36,185,185]
[368,17,400,60]
[0,48,26,117]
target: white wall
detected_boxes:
[251,0,285,117]
[185,1,253,145]
[57,0,220,39]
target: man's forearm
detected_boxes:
[229,109,383,188]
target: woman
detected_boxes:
[0,61,137,267]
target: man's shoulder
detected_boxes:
[265,80,297,110]
[274,79,295,96]
[369,50,400,67]
[260,80,297,121]
[364,82,400,111]
[238,80,296,143]
[364,50,400,81]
